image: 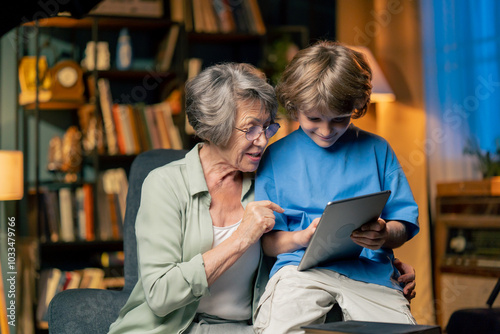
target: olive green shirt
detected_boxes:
[108,144,269,334]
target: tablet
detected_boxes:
[297,190,391,271]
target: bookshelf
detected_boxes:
[17,14,182,332]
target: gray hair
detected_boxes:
[185,63,278,146]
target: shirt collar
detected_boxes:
[185,143,209,196]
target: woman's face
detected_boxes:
[223,100,271,173]
[297,109,351,148]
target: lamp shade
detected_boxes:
[349,45,396,103]
[0,150,24,200]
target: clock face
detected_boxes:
[56,67,78,88]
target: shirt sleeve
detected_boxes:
[382,147,420,240]
[255,149,288,231]
[135,168,209,317]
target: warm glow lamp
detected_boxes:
[349,45,396,103]
[0,150,24,201]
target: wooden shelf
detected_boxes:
[86,70,176,80]
[437,177,500,196]
[188,32,264,42]
[40,239,123,251]
[23,15,171,30]
[22,101,85,111]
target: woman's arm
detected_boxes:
[203,200,283,285]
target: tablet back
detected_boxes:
[297,190,391,271]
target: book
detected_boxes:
[101,169,128,240]
[114,104,136,155]
[111,103,127,154]
[170,0,185,23]
[213,0,237,33]
[185,58,203,135]
[96,172,113,241]
[58,187,75,242]
[134,104,153,151]
[157,24,180,72]
[143,104,162,149]
[126,104,142,154]
[230,0,250,33]
[82,184,95,241]
[154,103,172,148]
[75,187,87,240]
[64,271,82,290]
[79,268,105,289]
[200,0,219,33]
[42,191,60,242]
[160,102,183,150]
[192,0,207,32]
[184,0,194,32]
[98,78,119,155]
[302,321,441,334]
[246,0,266,35]
[36,268,62,324]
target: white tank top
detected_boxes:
[196,220,261,320]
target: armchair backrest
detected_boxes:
[122,149,188,292]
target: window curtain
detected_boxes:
[421,0,500,199]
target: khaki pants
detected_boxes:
[254,265,415,334]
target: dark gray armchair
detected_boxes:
[47,149,187,334]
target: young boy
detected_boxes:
[253,41,420,334]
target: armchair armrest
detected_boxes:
[48,288,129,334]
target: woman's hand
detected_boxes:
[350,218,388,250]
[233,200,284,250]
[204,200,283,285]
[394,258,416,302]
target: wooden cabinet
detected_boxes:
[434,178,500,327]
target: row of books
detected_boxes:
[36,266,124,328]
[33,168,128,243]
[170,0,266,35]
[98,78,183,156]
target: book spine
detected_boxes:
[98,78,119,155]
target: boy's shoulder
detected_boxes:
[345,125,391,147]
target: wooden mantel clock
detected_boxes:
[19,56,85,107]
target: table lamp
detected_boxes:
[349,45,396,103]
[0,150,24,200]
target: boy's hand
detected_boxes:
[293,217,320,249]
[350,218,388,250]
[394,258,417,302]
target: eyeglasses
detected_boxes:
[235,123,281,141]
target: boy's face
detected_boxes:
[298,110,351,148]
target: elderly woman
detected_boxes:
[108,63,283,333]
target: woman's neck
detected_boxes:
[199,143,242,193]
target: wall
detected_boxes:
[1,29,19,334]
[337,0,435,325]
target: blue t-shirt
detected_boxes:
[255,125,419,290]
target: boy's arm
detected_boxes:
[351,219,409,250]
[262,218,320,257]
